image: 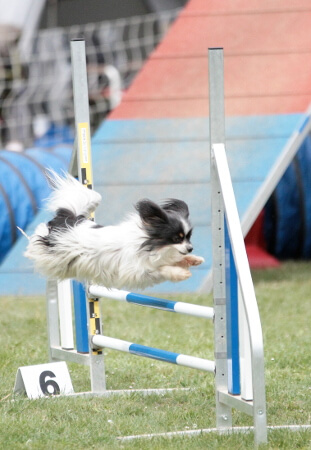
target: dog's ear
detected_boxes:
[136,199,168,225]
[161,199,189,219]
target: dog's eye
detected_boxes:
[173,233,184,243]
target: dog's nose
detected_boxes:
[186,244,193,253]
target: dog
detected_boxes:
[23,171,204,290]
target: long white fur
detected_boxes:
[46,170,102,216]
[25,172,204,290]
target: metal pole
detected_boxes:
[208,47,232,430]
[46,279,61,361]
[70,38,106,393]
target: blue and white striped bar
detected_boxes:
[88,285,214,319]
[92,335,215,373]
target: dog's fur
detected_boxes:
[24,171,204,290]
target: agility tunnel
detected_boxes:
[0,145,72,264]
[1,0,311,294]
[264,134,311,259]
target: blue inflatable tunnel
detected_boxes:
[264,135,311,259]
[0,145,72,263]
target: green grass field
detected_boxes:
[0,262,310,449]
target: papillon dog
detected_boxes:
[24,171,204,290]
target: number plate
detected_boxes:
[14,362,74,399]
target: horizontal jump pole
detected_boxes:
[92,335,215,373]
[88,286,214,320]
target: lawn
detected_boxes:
[0,262,310,449]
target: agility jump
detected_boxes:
[41,42,267,445]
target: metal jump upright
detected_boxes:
[209,48,267,444]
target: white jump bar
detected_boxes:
[92,335,215,373]
[88,285,214,320]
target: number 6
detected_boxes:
[39,371,60,396]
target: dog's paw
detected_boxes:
[173,268,192,281]
[160,266,192,282]
[182,255,205,266]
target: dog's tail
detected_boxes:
[46,170,102,217]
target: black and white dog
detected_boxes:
[24,171,204,290]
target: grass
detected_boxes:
[0,261,310,449]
